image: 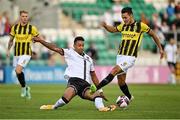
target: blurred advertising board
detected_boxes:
[3,66,170,84]
[0,67,4,83]
[4,66,66,84]
[95,66,170,84]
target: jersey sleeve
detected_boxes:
[141,22,150,33]
[32,26,39,37]
[9,25,15,36]
[63,48,71,57]
[116,23,124,32]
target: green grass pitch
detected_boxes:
[0,84,180,119]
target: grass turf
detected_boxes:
[0,84,180,119]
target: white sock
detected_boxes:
[171,74,176,84]
[95,97,104,109]
[53,98,66,109]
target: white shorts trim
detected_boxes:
[116,55,136,73]
[13,55,31,68]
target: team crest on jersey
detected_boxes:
[121,62,127,66]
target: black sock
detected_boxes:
[16,72,26,87]
[97,74,114,90]
[62,96,69,104]
[120,83,131,99]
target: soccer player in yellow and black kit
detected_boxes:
[91,7,164,104]
[6,10,40,99]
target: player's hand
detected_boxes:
[6,50,10,57]
[159,49,164,59]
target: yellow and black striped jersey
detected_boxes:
[10,23,39,56]
[116,21,150,57]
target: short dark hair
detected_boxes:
[20,10,28,15]
[121,7,133,15]
[74,36,85,44]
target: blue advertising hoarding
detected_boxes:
[0,67,4,83]
[3,66,67,84]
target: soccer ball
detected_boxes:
[116,95,130,108]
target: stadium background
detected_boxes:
[0,0,180,84]
[0,0,180,119]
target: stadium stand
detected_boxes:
[0,0,179,66]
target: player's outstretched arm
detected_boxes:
[148,29,164,59]
[6,35,14,57]
[90,71,99,86]
[101,22,118,33]
[33,37,64,55]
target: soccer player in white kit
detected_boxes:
[33,36,116,112]
[164,38,177,84]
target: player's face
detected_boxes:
[74,40,84,55]
[122,12,132,25]
[20,13,28,25]
[170,39,176,45]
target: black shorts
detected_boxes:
[67,77,90,99]
[167,62,176,69]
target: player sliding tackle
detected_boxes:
[33,36,116,112]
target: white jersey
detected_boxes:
[164,44,177,63]
[63,48,94,83]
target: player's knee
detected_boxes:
[15,69,22,74]
[111,65,122,75]
[15,66,23,74]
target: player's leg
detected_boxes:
[96,65,123,90]
[40,86,76,110]
[53,77,80,109]
[15,55,31,99]
[83,89,116,111]
[74,77,109,111]
[84,90,104,108]
[15,65,27,98]
[15,65,25,88]
[117,74,132,100]
[168,63,176,84]
[53,87,76,109]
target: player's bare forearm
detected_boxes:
[148,29,162,50]
[101,22,118,33]
[90,71,99,86]
[7,36,14,50]
[148,29,164,59]
[7,36,14,57]
[40,40,64,55]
